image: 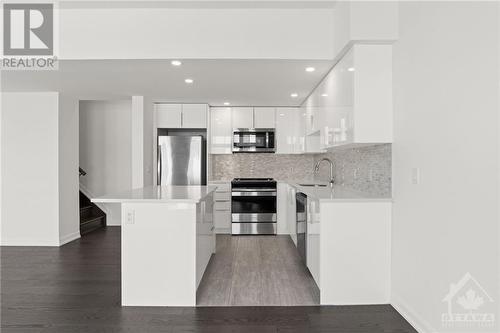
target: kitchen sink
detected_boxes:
[298,183,327,187]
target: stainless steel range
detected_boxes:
[231,178,277,235]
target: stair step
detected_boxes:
[80,214,105,226]
[80,205,94,218]
[79,191,106,235]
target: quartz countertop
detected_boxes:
[284,181,392,202]
[91,185,217,204]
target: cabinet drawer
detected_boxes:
[214,192,231,201]
[214,211,231,229]
[210,182,230,192]
[214,201,231,211]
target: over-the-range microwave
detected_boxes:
[232,128,275,153]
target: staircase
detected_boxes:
[79,191,106,235]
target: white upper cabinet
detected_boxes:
[182,104,208,128]
[254,107,276,128]
[155,104,182,128]
[303,44,393,150]
[232,107,276,129]
[275,107,305,154]
[231,107,254,129]
[155,103,208,129]
[210,107,232,154]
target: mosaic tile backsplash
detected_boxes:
[313,144,392,197]
[211,154,315,181]
[211,144,391,196]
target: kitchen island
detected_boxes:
[93,185,216,306]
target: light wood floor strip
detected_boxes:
[196,235,320,306]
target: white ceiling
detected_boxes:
[1,59,334,106]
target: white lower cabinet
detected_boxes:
[277,182,297,241]
[209,181,231,233]
[307,198,320,287]
[196,193,215,288]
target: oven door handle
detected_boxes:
[232,188,276,192]
[232,191,277,197]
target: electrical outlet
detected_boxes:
[353,168,359,180]
[411,168,420,185]
[126,210,135,224]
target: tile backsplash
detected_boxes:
[211,154,315,181]
[313,144,392,196]
[211,144,391,196]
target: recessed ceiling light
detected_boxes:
[305,67,315,72]
[279,113,285,116]
[223,102,230,106]
[290,93,298,98]
[321,93,328,97]
[171,60,182,66]
[185,78,194,84]
[347,67,355,72]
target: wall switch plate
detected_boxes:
[411,168,420,185]
[353,168,359,180]
[368,169,374,182]
[126,210,135,224]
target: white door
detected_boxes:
[254,107,276,128]
[155,104,182,128]
[232,107,254,129]
[182,104,207,128]
[210,107,232,154]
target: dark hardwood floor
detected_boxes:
[1,227,417,333]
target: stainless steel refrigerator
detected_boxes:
[157,135,206,185]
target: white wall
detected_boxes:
[143,97,154,187]
[59,7,334,60]
[392,2,499,332]
[131,96,144,189]
[332,1,398,59]
[1,93,60,246]
[58,94,80,244]
[79,100,132,225]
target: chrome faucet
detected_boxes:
[314,158,335,188]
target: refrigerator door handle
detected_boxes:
[157,145,162,185]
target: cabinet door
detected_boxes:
[287,185,297,245]
[210,107,232,154]
[276,183,288,234]
[254,107,276,128]
[182,104,207,128]
[155,104,182,128]
[307,199,320,287]
[232,107,254,129]
[275,108,294,154]
[294,109,306,153]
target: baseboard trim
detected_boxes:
[59,231,81,246]
[391,293,435,333]
[1,238,59,246]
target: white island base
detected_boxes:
[93,186,215,306]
